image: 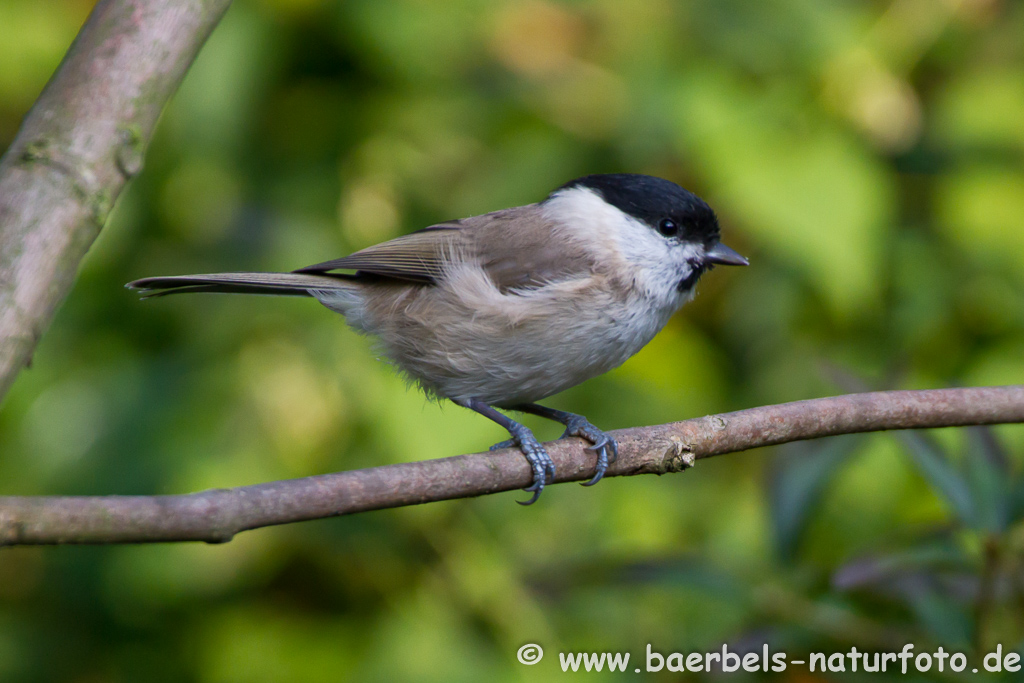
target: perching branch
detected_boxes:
[1,385,1022,546]
[0,0,232,401]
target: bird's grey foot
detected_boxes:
[504,421,556,505]
[452,397,556,505]
[560,415,618,486]
[489,439,515,451]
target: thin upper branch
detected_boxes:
[0,0,232,401]
[1,386,1021,546]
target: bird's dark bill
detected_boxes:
[705,242,749,266]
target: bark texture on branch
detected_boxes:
[0,0,232,401]
[1,386,1022,546]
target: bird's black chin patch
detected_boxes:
[676,263,709,292]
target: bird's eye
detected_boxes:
[658,218,678,237]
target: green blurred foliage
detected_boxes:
[2,0,1024,680]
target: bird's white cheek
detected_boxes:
[620,239,701,309]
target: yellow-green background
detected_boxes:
[2,0,1024,680]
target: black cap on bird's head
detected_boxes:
[551,173,748,267]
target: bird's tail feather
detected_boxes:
[127,272,358,298]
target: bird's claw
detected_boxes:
[505,428,554,505]
[517,480,543,506]
[491,410,612,500]
[560,416,618,487]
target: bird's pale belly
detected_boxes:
[378,288,676,406]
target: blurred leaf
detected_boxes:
[833,542,967,592]
[673,70,892,315]
[934,67,1024,153]
[0,0,92,110]
[769,434,864,561]
[936,166,1024,277]
[530,555,749,606]
[833,542,975,647]
[615,556,748,603]
[963,426,1011,532]
[1009,476,1024,525]
[906,589,972,648]
[897,431,975,528]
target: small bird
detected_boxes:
[129,174,747,504]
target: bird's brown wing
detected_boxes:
[297,205,598,291]
[294,221,466,282]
